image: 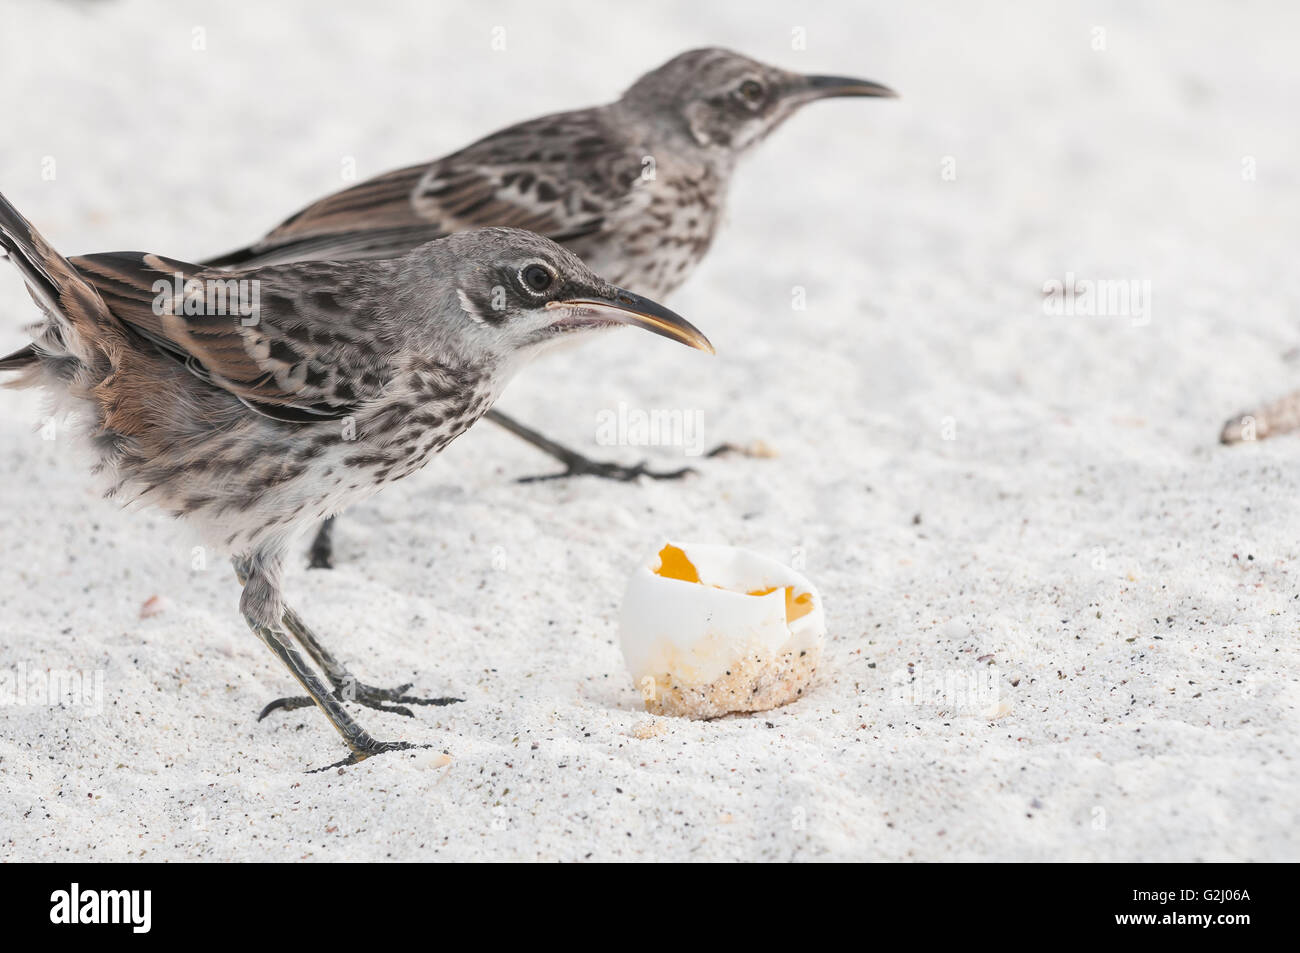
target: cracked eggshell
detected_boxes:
[618,541,825,719]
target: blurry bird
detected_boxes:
[0,192,712,768]
[204,47,896,567]
[1221,388,1300,444]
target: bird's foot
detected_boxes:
[1218,388,1300,444]
[259,679,463,721]
[703,440,777,459]
[1220,412,1269,445]
[310,739,432,773]
[516,454,696,484]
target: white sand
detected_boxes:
[1,0,1297,861]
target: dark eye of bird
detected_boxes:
[521,264,553,293]
[739,79,764,101]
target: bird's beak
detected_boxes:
[790,74,899,103]
[547,290,715,354]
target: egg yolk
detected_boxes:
[655,544,815,623]
[748,586,816,622]
[656,544,702,583]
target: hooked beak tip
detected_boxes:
[548,292,715,354]
[799,75,899,100]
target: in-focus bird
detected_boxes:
[0,192,712,769]
[204,47,896,567]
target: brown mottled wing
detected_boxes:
[207,109,646,268]
[268,164,429,236]
[72,252,394,421]
[203,165,441,267]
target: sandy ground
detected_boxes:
[1,0,1298,861]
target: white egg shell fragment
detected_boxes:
[618,541,826,719]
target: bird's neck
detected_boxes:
[607,101,738,182]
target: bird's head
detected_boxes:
[419,227,713,365]
[619,48,896,157]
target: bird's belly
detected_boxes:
[132,386,490,553]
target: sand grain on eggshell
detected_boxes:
[643,645,823,720]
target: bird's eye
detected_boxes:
[520,264,554,294]
[738,79,765,102]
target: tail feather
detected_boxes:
[0,191,110,364]
[0,193,62,316]
[0,343,37,371]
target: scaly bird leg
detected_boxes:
[488,408,699,484]
[231,557,453,768]
[245,619,424,772]
[257,604,463,720]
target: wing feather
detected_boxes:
[72,252,394,421]
[204,109,643,268]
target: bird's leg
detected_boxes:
[307,517,336,570]
[228,553,441,769]
[245,618,424,772]
[234,551,423,770]
[487,409,699,484]
[256,604,463,720]
[235,553,458,718]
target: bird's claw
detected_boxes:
[705,442,742,458]
[516,456,697,484]
[310,740,431,773]
[1220,413,1265,445]
[257,695,316,720]
[259,680,462,721]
